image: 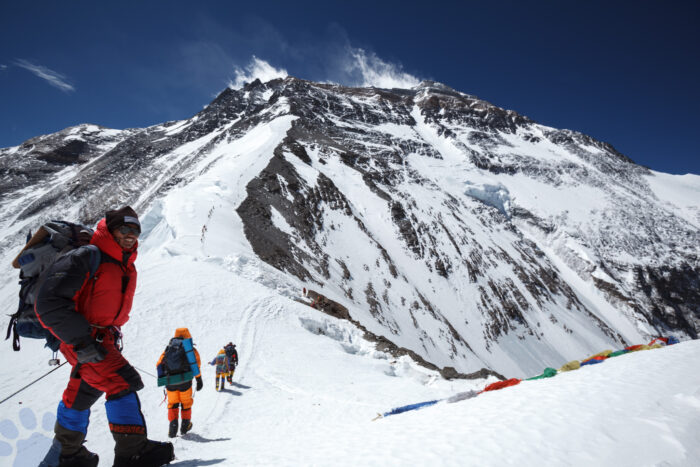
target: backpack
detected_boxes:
[163,338,188,375]
[157,336,197,386]
[6,220,100,352]
[224,344,238,364]
[214,352,230,373]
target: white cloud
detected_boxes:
[229,56,287,89]
[0,64,7,70]
[14,59,75,92]
[344,48,421,89]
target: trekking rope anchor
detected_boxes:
[0,361,67,406]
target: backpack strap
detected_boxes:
[5,304,23,351]
[84,244,102,280]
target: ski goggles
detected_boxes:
[117,225,141,236]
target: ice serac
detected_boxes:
[0,77,697,377]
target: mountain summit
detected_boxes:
[1,77,698,376]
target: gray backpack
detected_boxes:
[6,221,100,351]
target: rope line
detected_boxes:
[134,365,157,378]
[0,362,67,406]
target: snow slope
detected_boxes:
[1,248,698,466]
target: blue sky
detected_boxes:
[1,1,698,174]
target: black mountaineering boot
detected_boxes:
[58,446,99,467]
[113,439,175,467]
[180,419,192,435]
[45,423,98,467]
[168,420,178,438]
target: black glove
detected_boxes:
[196,376,203,391]
[75,339,108,364]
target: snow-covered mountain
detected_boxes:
[1,77,698,378]
[2,79,700,465]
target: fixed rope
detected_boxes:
[0,361,67,406]
[134,365,157,378]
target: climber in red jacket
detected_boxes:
[36,206,174,467]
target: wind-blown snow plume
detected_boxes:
[229,56,287,89]
[344,47,421,89]
[14,59,75,92]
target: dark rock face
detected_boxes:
[0,124,131,199]
[35,139,89,164]
[634,263,700,338]
[390,201,421,257]
[1,76,697,375]
[237,147,324,283]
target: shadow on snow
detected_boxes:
[180,433,231,443]
[230,382,251,389]
[170,458,227,466]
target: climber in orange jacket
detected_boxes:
[156,328,202,438]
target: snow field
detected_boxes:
[4,230,698,466]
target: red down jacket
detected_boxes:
[36,218,138,346]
